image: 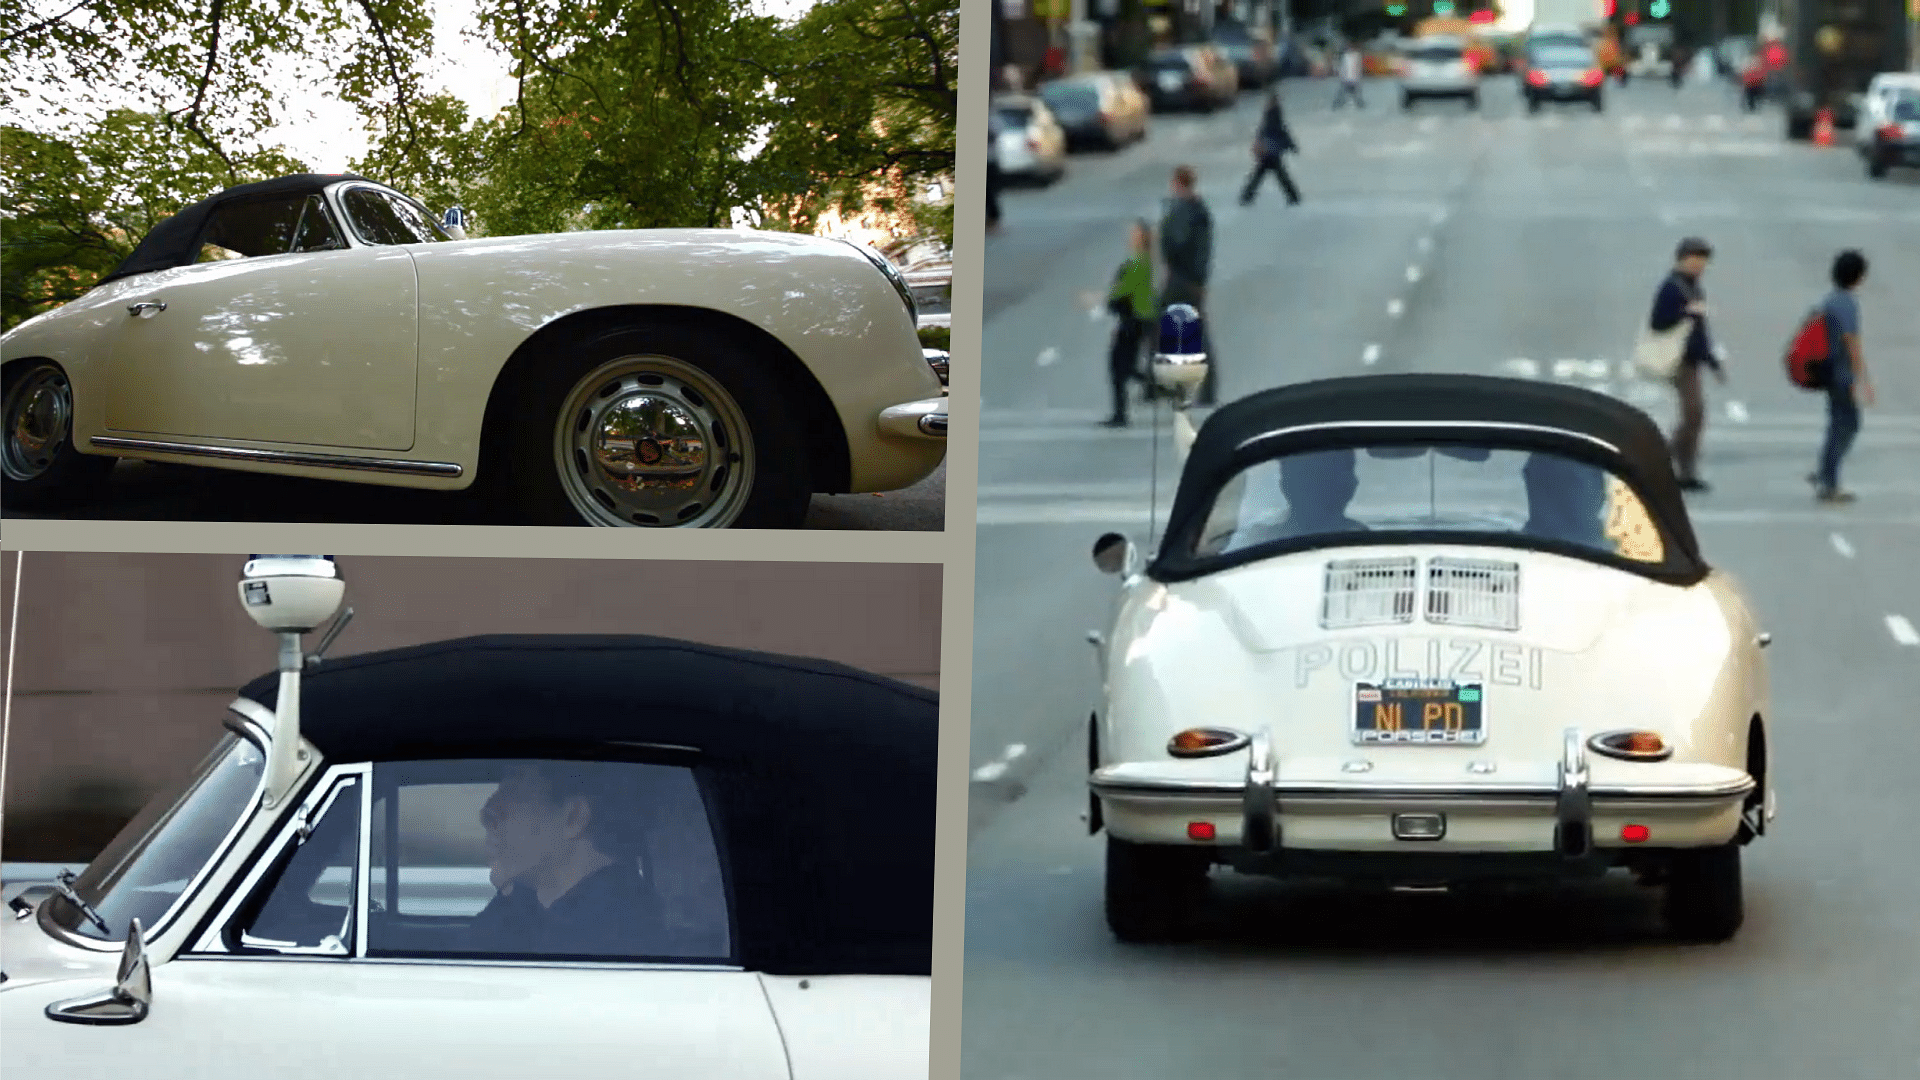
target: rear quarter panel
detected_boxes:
[758,974,930,1080]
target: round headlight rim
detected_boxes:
[1166,726,1253,759]
[1586,729,1675,762]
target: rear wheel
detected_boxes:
[1401,91,1414,111]
[1105,836,1211,942]
[1663,843,1744,943]
[2,360,115,510]
[1527,96,1542,114]
[1868,155,1890,179]
[1591,94,1605,112]
[1467,90,1480,110]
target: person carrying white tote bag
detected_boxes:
[1644,237,1724,492]
[1634,309,1693,381]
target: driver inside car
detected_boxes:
[1274,448,1368,539]
[1520,452,1609,549]
[465,762,672,958]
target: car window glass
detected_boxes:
[289,195,346,253]
[49,733,264,941]
[996,105,1032,126]
[1191,444,1668,565]
[342,188,447,246]
[1893,93,1920,121]
[366,758,732,963]
[1409,45,1463,62]
[1535,47,1592,66]
[194,196,307,262]
[1045,86,1100,110]
[229,776,361,954]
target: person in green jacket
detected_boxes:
[1103,219,1157,428]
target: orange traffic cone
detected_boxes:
[1813,108,1834,146]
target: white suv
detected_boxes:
[1400,35,1480,110]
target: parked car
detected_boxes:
[1211,21,1278,89]
[1135,46,1237,112]
[1864,86,1920,179]
[1854,73,1920,158]
[1039,72,1150,150]
[1523,42,1607,112]
[879,234,952,338]
[1085,370,1774,946]
[1,555,938,1079]
[1400,34,1481,109]
[991,93,1069,184]
[0,175,946,529]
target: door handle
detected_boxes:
[127,301,166,317]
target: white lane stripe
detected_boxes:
[971,742,1030,782]
[1417,236,1433,253]
[1037,346,1059,367]
[1407,265,1423,283]
[1726,400,1750,423]
[1831,533,1856,558]
[1388,299,1405,317]
[1888,616,1920,647]
[1362,343,1382,365]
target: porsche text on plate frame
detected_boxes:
[0,174,948,528]
[1086,370,1776,948]
[1,556,937,1079]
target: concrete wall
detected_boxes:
[0,552,941,862]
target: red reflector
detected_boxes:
[1621,824,1651,843]
[1880,124,1904,140]
[1527,70,1547,86]
[1188,822,1216,841]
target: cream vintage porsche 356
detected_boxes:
[1,556,936,1079]
[0,174,947,528]
[1085,323,1774,945]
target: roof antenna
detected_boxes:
[1148,303,1210,551]
[236,557,345,809]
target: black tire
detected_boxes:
[1105,836,1211,943]
[1591,95,1605,112]
[1401,92,1414,111]
[1467,91,1480,111]
[1868,157,1890,179]
[495,320,814,529]
[1,360,115,511]
[1663,843,1745,943]
[1527,96,1541,114]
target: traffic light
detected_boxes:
[1601,0,1616,15]
[1386,2,1407,12]
[1433,0,1454,12]
[1649,0,1669,15]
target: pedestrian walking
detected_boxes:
[1239,90,1302,206]
[1332,45,1365,109]
[1158,165,1216,406]
[1809,250,1875,503]
[986,108,1005,234]
[1101,220,1157,428]
[1648,237,1723,492]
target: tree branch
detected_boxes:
[165,0,237,180]
[355,0,426,179]
[0,0,92,46]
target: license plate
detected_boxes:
[1353,679,1485,745]
[1159,72,1183,90]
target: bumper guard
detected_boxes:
[1554,726,1593,859]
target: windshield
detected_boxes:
[1892,92,1920,122]
[1043,85,1100,111]
[1408,44,1464,62]
[996,104,1032,126]
[46,732,266,941]
[1185,442,1669,568]
[1533,46,1593,67]
[340,186,452,246]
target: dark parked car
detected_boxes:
[1039,72,1150,150]
[1135,46,1237,112]
[1523,43,1606,112]
[1211,22,1277,89]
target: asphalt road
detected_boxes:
[0,455,946,531]
[964,72,1920,1079]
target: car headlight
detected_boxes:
[844,240,918,326]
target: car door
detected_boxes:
[103,191,420,452]
[11,759,793,1080]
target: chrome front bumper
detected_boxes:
[878,397,947,440]
[1091,726,1755,857]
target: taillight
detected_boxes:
[1026,137,1039,150]
[1581,68,1604,86]
[1527,69,1548,86]
[1879,123,1904,140]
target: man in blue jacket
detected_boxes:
[1159,165,1217,405]
[1809,250,1875,503]
[1648,237,1723,492]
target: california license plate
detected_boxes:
[1353,679,1485,745]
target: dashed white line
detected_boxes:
[1726,400,1750,423]
[1658,207,1679,225]
[1036,346,1059,367]
[972,743,1030,782]
[1887,615,1920,647]
[1387,299,1405,317]
[1417,236,1433,253]
[1362,343,1382,365]
[1430,208,1450,225]
[1406,265,1423,283]
[1830,532,1856,558]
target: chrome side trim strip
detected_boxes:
[1090,776,1755,802]
[90,436,463,478]
[172,954,746,972]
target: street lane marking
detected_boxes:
[1664,114,1686,129]
[972,743,1030,782]
[1388,298,1405,317]
[1362,343,1382,365]
[1726,400,1750,422]
[1417,236,1433,253]
[1658,207,1679,225]
[1888,615,1920,647]
[1406,265,1423,283]
[1831,533,1856,558]
[1430,208,1450,225]
[1037,346,1059,367]
[1503,358,1540,378]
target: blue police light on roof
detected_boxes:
[1158,303,1204,357]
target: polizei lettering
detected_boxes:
[1292,637,1546,690]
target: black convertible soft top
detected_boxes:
[237,633,936,978]
[97,174,372,288]
[1149,373,1708,585]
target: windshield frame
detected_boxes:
[328,180,453,247]
[1148,422,1700,586]
[39,712,273,950]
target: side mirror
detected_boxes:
[45,918,152,1026]
[238,555,344,635]
[1092,532,1136,576]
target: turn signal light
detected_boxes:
[1167,727,1252,758]
[1188,821,1216,841]
[1588,730,1674,761]
[1621,824,1651,843]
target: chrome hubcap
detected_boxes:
[554,355,756,527]
[3,365,73,482]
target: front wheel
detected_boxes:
[1466,91,1480,110]
[1663,843,1744,942]
[498,322,814,528]
[2,360,115,510]
[1105,836,1211,942]
[1868,156,1890,179]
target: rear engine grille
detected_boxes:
[1424,557,1521,631]
[1320,557,1418,629]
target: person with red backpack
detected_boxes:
[1802,250,1875,504]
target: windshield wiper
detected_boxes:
[51,868,110,936]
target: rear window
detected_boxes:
[1043,84,1100,110]
[996,104,1032,125]
[1532,46,1593,67]
[1408,44,1464,62]
[1144,54,1189,72]
[1893,92,1920,121]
